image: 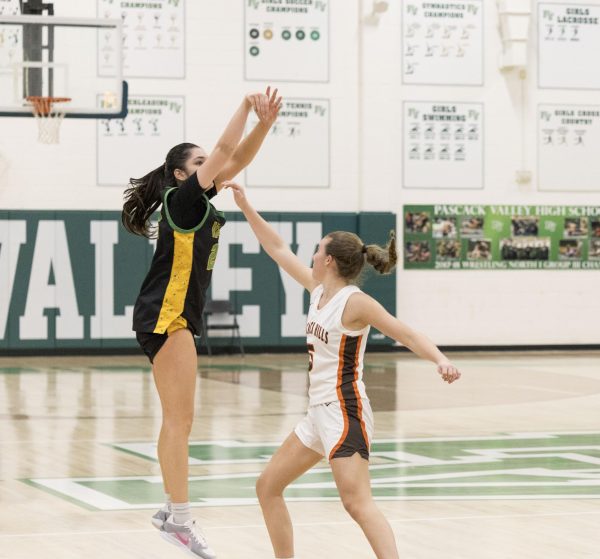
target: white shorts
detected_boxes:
[294,399,374,461]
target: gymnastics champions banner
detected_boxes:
[0,211,395,351]
[403,204,600,270]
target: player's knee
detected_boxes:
[255,472,270,501]
[341,494,368,521]
[161,412,194,436]
[256,471,282,501]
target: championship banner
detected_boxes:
[98,0,185,79]
[244,0,329,82]
[539,3,600,89]
[403,102,483,190]
[402,0,483,86]
[245,98,330,188]
[97,95,185,186]
[538,104,600,192]
[403,205,600,270]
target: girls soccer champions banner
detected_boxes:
[244,0,329,82]
[403,205,600,270]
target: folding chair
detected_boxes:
[199,299,244,356]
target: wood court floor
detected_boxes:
[0,350,599,558]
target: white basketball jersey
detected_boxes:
[306,284,370,406]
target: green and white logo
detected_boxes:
[26,432,600,510]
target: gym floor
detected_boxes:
[1,351,599,558]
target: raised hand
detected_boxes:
[223,180,249,210]
[248,86,282,127]
[437,361,461,384]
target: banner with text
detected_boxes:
[402,0,483,86]
[97,95,185,186]
[538,104,600,192]
[403,101,483,190]
[244,0,329,82]
[403,204,600,270]
[0,211,395,350]
[245,98,330,188]
[98,0,185,79]
[538,3,600,89]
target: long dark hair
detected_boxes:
[325,230,397,281]
[122,142,198,237]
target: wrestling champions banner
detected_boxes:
[403,204,600,270]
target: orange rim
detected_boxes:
[26,96,71,116]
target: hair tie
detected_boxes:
[362,245,367,254]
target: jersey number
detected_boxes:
[307,343,315,372]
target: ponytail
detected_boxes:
[325,229,397,282]
[122,164,166,238]
[365,230,397,274]
[121,142,199,238]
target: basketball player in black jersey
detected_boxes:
[121,87,282,559]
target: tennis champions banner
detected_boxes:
[404,204,600,270]
[0,211,395,351]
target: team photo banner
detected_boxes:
[403,204,600,270]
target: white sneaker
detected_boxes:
[161,514,217,559]
[151,504,170,530]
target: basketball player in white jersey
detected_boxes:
[225,181,461,559]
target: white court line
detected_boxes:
[1,510,600,538]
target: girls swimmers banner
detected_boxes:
[0,211,395,351]
[403,102,483,190]
[402,1,483,86]
[538,3,600,89]
[244,0,329,82]
[403,204,600,270]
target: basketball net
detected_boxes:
[26,96,71,144]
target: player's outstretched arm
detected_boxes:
[346,293,461,384]
[225,181,318,292]
[214,87,282,190]
[195,92,264,191]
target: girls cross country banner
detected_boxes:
[538,104,600,192]
[404,204,600,270]
[0,211,395,351]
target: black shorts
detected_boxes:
[136,331,169,364]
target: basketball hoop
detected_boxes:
[26,96,71,144]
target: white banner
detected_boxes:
[245,98,330,188]
[403,101,483,190]
[0,0,20,15]
[402,0,483,86]
[539,3,600,89]
[538,104,600,192]
[97,95,185,186]
[244,0,329,82]
[98,0,185,79]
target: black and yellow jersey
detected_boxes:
[132,178,226,336]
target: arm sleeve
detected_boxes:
[166,173,216,230]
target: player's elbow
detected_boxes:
[214,142,236,158]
